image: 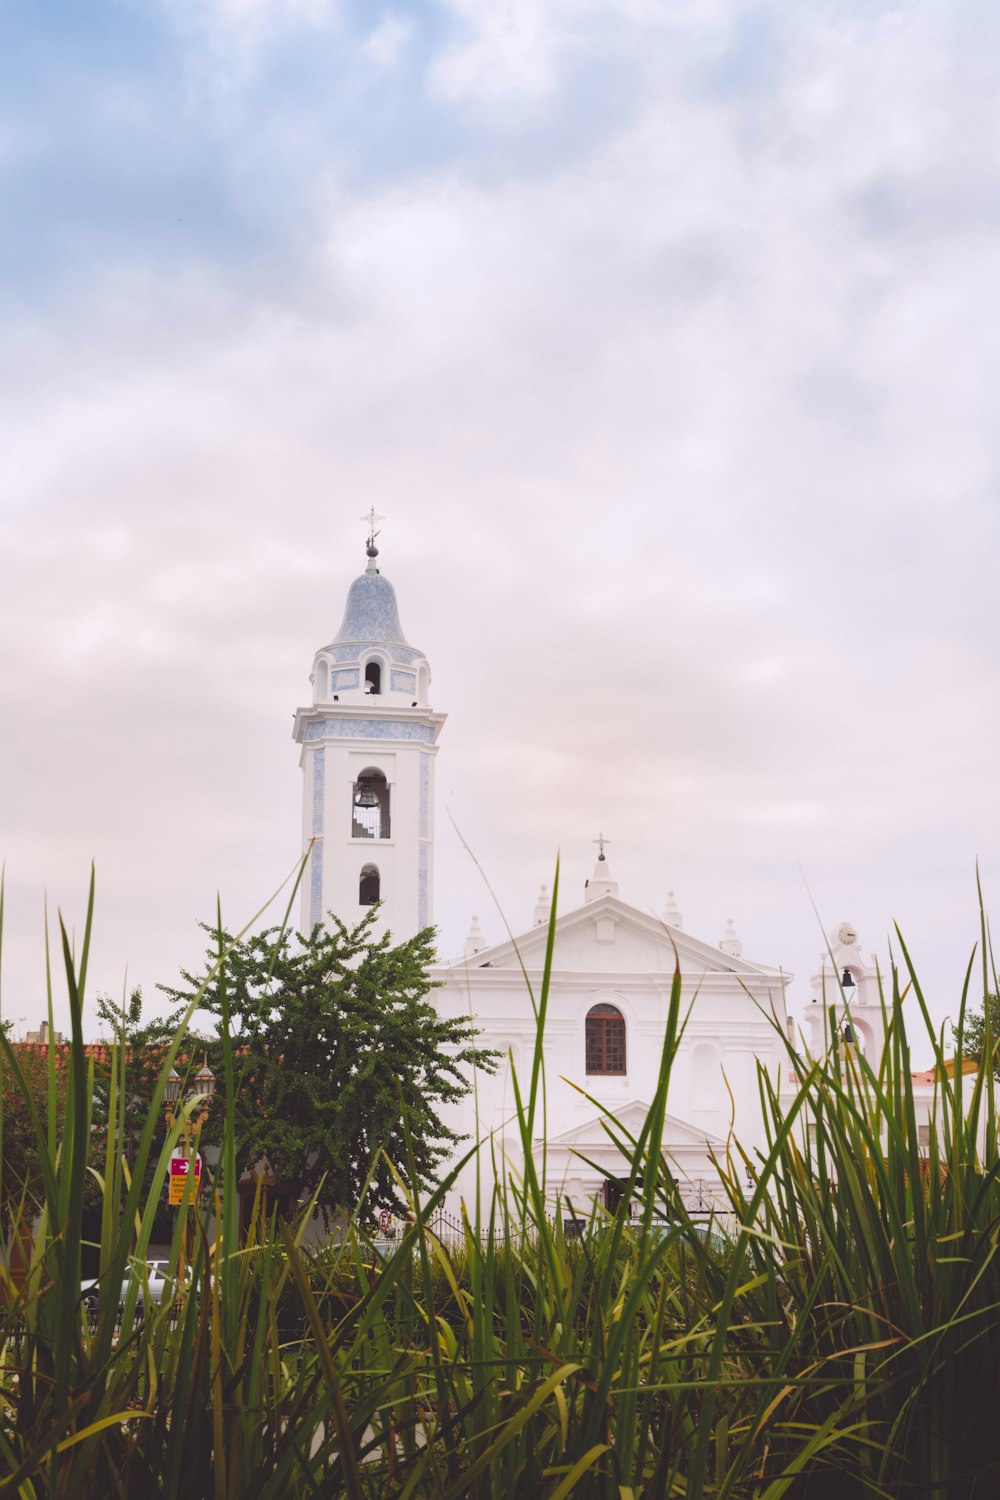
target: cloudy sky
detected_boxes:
[3,0,1000,1055]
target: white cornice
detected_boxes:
[432,965,790,995]
[292,703,447,744]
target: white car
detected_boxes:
[81,1258,174,1312]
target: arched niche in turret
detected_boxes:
[363,656,386,696]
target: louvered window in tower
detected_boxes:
[585,1003,626,1076]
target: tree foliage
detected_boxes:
[954,991,1000,1077]
[160,910,497,1218]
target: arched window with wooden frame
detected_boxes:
[585,1003,626,1076]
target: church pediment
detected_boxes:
[545,1098,727,1153]
[446,895,781,980]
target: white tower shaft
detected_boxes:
[292,539,445,941]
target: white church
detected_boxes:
[293,533,888,1219]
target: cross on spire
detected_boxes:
[360,507,385,549]
[593,831,610,861]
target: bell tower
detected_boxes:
[803,922,885,1062]
[292,525,446,940]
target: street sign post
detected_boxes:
[168,1149,202,1206]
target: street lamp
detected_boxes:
[192,1062,216,1131]
[163,1059,216,1132]
[163,1069,182,1128]
[193,1064,215,1098]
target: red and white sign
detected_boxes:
[168,1149,202,1205]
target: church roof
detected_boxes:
[439,891,788,983]
[333,569,411,648]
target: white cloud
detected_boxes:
[428,0,563,103]
[362,14,414,71]
[4,0,1000,1057]
[161,0,342,107]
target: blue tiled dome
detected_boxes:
[324,562,427,669]
[333,571,409,646]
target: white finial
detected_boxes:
[533,883,551,927]
[585,842,619,903]
[662,890,683,930]
[464,914,486,959]
[719,917,742,958]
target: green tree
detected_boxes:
[160,909,497,1220]
[954,992,1000,1077]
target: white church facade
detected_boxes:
[294,535,890,1220]
[431,874,792,1217]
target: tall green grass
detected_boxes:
[2,866,1000,1496]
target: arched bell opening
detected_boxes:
[843,1016,873,1057]
[352,767,391,839]
[359,864,380,906]
[364,661,382,695]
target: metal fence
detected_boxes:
[368,1197,728,1256]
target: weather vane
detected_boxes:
[361,507,385,549]
[593,831,610,859]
